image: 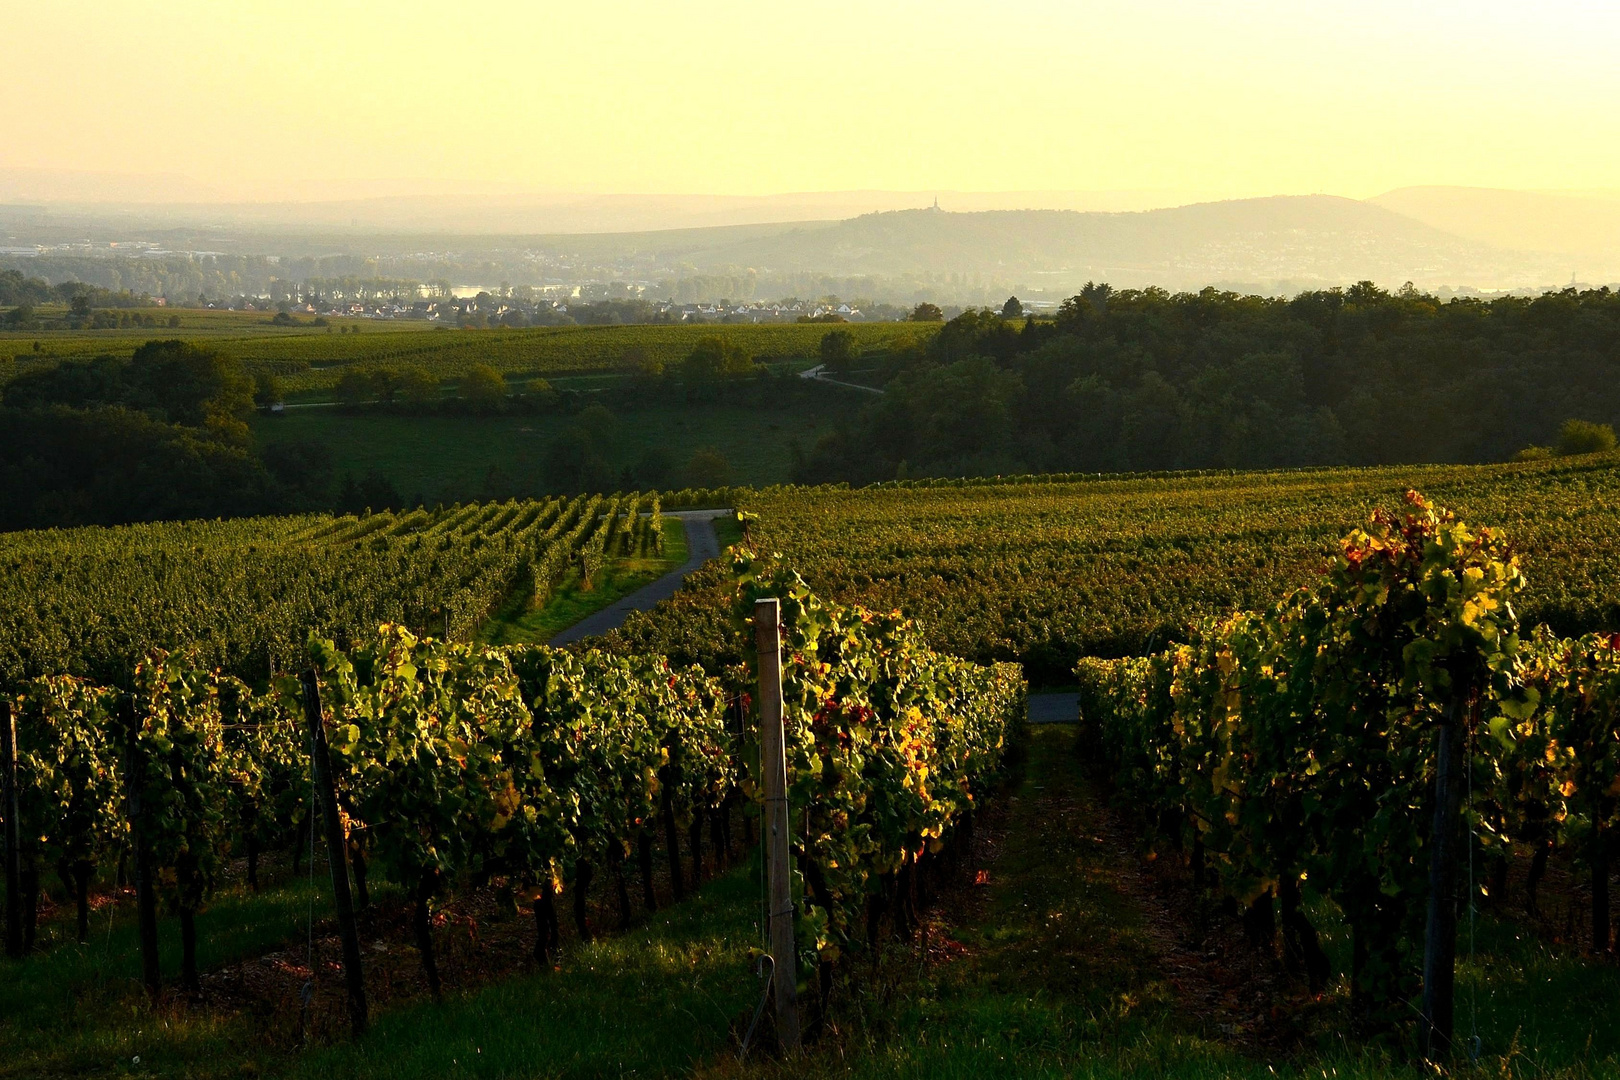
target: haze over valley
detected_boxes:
[4,183,1618,308]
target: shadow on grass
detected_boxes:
[754,725,1620,1080]
[288,871,763,1080]
[8,728,1620,1080]
[0,869,329,1079]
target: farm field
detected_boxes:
[9,451,1620,694]
[0,521,1019,1078]
[5,456,1620,1078]
[617,453,1620,682]
[252,397,841,497]
[0,307,425,356]
[2,318,934,393]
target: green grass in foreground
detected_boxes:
[300,728,1620,1080]
[253,402,833,499]
[288,873,764,1080]
[760,726,1620,1080]
[762,724,1257,1080]
[0,864,361,1079]
[8,728,1619,1079]
[481,517,688,645]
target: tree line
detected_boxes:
[0,334,821,529]
[0,269,165,332]
[0,341,330,529]
[794,283,1620,483]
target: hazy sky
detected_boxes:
[6,0,1620,201]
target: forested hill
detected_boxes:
[799,284,1620,483]
[3,194,1574,301]
[678,196,1562,291]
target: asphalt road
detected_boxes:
[547,509,729,645]
[1028,692,1079,724]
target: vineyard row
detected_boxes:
[1075,491,1619,1051]
[2,559,1024,1002]
[0,492,664,690]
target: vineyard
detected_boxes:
[0,543,1021,1073]
[0,492,665,688]
[2,321,934,394]
[619,455,1620,681]
[1073,490,1620,1049]
[5,456,1620,1076]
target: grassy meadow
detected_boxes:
[253,400,837,497]
[1,316,934,393]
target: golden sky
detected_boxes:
[6,0,1620,201]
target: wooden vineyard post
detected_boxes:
[301,671,369,1038]
[1421,685,1470,1061]
[754,598,801,1052]
[2,702,20,959]
[121,697,162,996]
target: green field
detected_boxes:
[3,317,935,393]
[254,399,839,497]
[0,307,429,358]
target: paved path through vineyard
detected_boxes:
[1028,691,1078,722]
[549,509,730,644]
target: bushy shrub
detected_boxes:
[1557,418,1617,456]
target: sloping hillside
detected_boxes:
[672,195,1563,291]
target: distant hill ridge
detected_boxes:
[673,195,1566,292]
[2,190,1604,294]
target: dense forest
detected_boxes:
[796,283,1620,482]
[0,341,331,529]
